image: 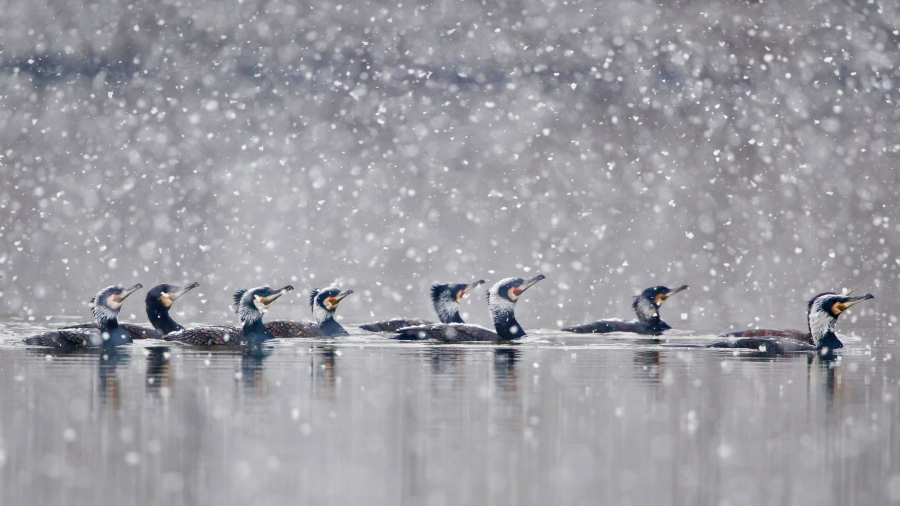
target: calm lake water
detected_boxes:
[0,317,897,505]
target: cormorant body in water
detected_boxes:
[562,285,688,335]
[24,284,143,348]
[164,285,293,347]
[61,282,199,339]
[360,280,485,332]
[712,292,873,353]
[395,275,544,343]
[265,287,354,337]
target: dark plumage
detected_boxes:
[395,275,544,343]
[266,286,354,338]
[360,318,432,333]
[24,284,143,348]
[562,285,688,335]
[60,282,200,339]
[360,279,485,332]
[711,292,874,353]
[165,285,293,347]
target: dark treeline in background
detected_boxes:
[1,0,899,331]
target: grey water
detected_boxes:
[0,317,897,505]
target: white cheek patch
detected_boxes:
[107,294,122,310]
[507,288,519,301]
[254,295,268,313]
[160,295,174,308]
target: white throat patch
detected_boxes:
[807,306,835,346]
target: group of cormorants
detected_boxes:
[22,274,873,355]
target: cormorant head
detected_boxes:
[231,285,294,324]
[146,282,200,309]
[489,275,546,304]
[431,279,485,323]
[310,287,354,324]
[91,283,143,322]
[633,285,688,322]
[807,292,874,349]
[487,275,544,338]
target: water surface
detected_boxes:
[0,317,897,505]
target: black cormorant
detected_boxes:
[24,284,143,348]
[712,292,874,353]
[266,287,354,337]
[164,285,293,347]
[61,282,200,339]
[360,279,485,332]
[395,275,545,342]
[562,285,688,335]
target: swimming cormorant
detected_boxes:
[24,283,143,348]
[360,279,485,332]
[562,285,688,335]
[164,285,294,347]
[712,292,874,353]
[266,287,354,337]
[395,275,545,342]
[61,282,200,339]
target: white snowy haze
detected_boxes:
[0,0,897,331]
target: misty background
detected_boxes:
[1,0,898,333]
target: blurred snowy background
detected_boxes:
[1,0,898,331]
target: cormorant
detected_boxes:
[395,274,545,342]
[164,285,293,347]
[266,287,354,337]
[24,283,143,348]
[61,282,200,339]
[359,279,485,332]
[562,285,688,335]
[712,292,874,353]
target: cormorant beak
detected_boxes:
[457,280,486,302]
[512,274,545,297]
[334,290,354,304]
[661,285,689,301]
[115,283,143,303]
[260,285,294,306]
[833,293,874,313]
[166,282,200,302]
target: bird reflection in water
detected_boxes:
[239,344,272,396]
[429,347,463,376]
[632,350,662,383]
[98,348,130,409]
[808,353,842,413]
[145,346,173,399]
[311,345,338,395]
[493,348,520,394]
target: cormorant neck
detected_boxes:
[99,317,132,346]
[319,317,347,336]
[147,305,183,335]
[99,316,119,333]
[808,310,838,350]
[645,315,671,334]
[313,304,336,326]
[242,317,272,344]
[490,299,526,340]
[433,292,463,324]
[816,331,843,352]
[633,296,658,324]
[446,312,464,324]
